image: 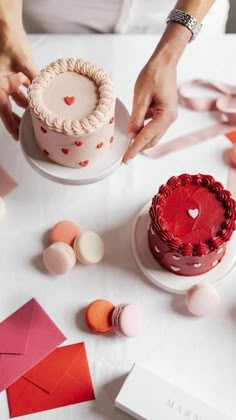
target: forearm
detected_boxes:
[149,0,215,66]
[0,0,24,53]
[0,0,23,46]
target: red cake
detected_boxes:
[148,174,236,276]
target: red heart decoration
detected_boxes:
[79,160,89,167]
[61,148,69,154]
[97,142,103,149]
[43,149,49,156]
[64,96,75,105]
[109,116,114,124]
[41,127,47,133]
[110,136,114,143]
[75,140,83,147]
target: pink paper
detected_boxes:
[0,298,66,392]
[0,166,17,196]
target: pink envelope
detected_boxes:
[0,298,66,392]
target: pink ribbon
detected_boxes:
[143,78,236,159]
[179,79,236,124]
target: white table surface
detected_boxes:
[1,34,236,420]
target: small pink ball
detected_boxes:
[230,146,236,168]
[185,283,220,316]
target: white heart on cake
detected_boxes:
[187,208,199,219]
[170,265,181,272]
[193,263,201,268]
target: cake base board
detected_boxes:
[19,98,129,186]
[132,202,236,295]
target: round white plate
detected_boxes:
[132,202,236,295]
[19,98,129,185]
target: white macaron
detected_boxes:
[43,242,76,275]
[74,231,104,264]
[0,196,6,220]
[185,283,221,317]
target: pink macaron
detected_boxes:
[185,283,221,316]
[43,242,76,275]
[230,145,236,168]
[111,304,143,337]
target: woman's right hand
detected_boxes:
[0,24,38,140]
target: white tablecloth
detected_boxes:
[0,34,236,420]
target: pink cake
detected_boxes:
[148,174,236,276]
[28,58,115,168]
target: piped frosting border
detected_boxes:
[28,58,114,136]
[149,174,236,257]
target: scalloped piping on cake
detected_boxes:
[28,58,114,136]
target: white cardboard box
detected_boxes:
[115,364,232,420]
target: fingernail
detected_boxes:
[128,131,135,140]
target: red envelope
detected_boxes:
[0,298,66,391]
[7,343,95,417]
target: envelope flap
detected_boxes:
[0,299,35,355]
[67,342,95,393]
[23,343,84,393]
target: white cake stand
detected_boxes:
[19,98,129,185]
[132,202,236,295]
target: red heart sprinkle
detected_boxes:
[79,160,89,167]
[41,127,47,133]
[97,142,103,149]
[75,140,83,147]
[64,96,75,105]
[110,136,114,143]
[109,117,114,124]
[61,148,69,154]
[43,149,49,156]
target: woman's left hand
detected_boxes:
[123,56,178,163]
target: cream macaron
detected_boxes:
[74,231,104,264]
[43,242,76,275]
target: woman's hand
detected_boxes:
[0,24,38,140]
[123,0,215,163]
[123,56,178,163]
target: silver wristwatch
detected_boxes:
[166,8,202,41]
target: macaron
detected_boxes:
[50,220,80,247]
[0,196,6,220]
[111,304,143,337]
[74,230,104,264]
[185,283,221,317]
[85,299,115,334]
[230,145,236,167]
[43,242,76,275]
